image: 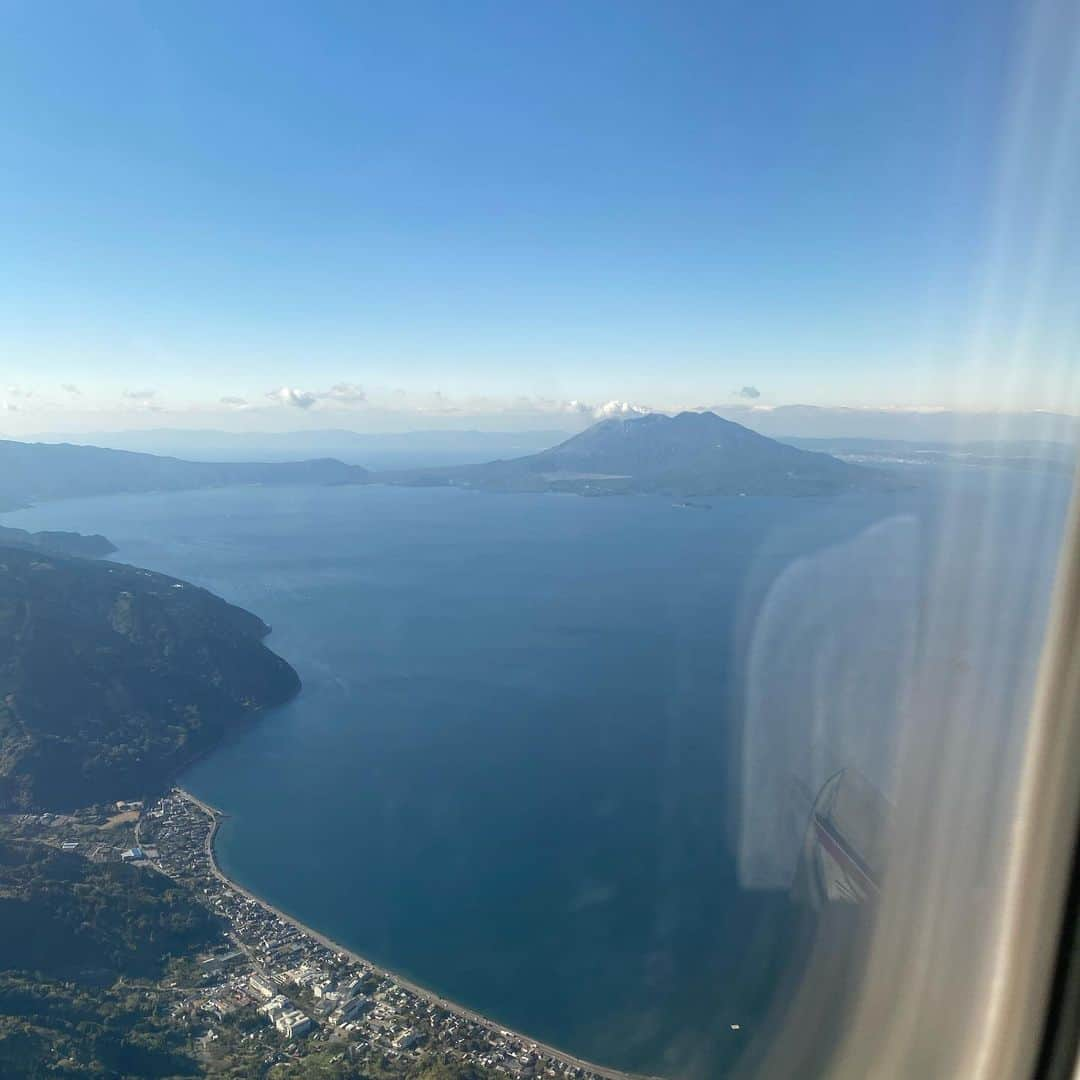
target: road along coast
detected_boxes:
[160,788,654,1080]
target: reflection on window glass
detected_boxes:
[0,0,1076,1078]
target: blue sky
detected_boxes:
[1,0,1078,432]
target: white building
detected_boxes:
[275,1009,313,1038]
[259,994,289,1018]
[248,974,276,1001]
[336,995,367,1022]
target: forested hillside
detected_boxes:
[0,438,368,511]
[0,546,300,810]
[0,838,221,1077]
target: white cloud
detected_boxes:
[118,388,163,412]
[220,396,249,409]
[61,384,81,396]
[591,400,650,419]
[265,383,366,410]
[267,386,318,409]
[553,399,650,419]
[253,389,646,422]
[322,382,366,404]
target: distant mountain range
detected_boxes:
[0,414,891,507]
[0,439,369,511]
[5,408,1074,505]
[708,405,1080,444]
[15,406,1076,454]
[383,411,892,496]
[783,436,1076,473]
[0,545,300,810]
[0,524,116,559]
[14,427,569,469]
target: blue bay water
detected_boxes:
[3,472,1070,1076]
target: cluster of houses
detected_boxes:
[249,982,315,1039]
[139,791,624,1079]
[3,805,141,864]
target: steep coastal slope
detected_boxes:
[0,439,368,510]
[385,410,892,496]
[0,546,300,810]
[0,524,116,559]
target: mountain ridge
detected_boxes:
[0,545,300,810]
[0,439,369,510]
[382,410,894,496]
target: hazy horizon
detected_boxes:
[6,403,1079,451]
[3,2,1078,430]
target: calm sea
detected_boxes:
[4,469,1070,1076]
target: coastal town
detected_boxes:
[0,792,645,1078]
[126,789,639,1080]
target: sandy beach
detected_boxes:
[177,787,652,1080]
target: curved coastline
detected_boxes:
[178,787,653,1080]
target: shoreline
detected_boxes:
[177,787,654,1080]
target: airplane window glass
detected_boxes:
[0,2,1076,1078]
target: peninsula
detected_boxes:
[0,545,300,811]
[0,438,369,511]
